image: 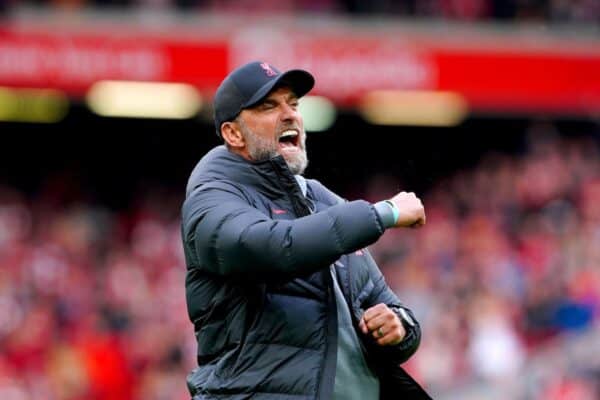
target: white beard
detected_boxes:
[239,120,308,175]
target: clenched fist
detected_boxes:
[359,303,406,346]
[389,191,426,228]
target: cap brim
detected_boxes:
[242,69,315,109]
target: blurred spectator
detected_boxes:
[5,0,599,23]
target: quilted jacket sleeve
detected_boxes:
[181,182,385,282]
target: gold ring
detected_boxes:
[377,327,384,337]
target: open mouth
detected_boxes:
[278,130,300,151]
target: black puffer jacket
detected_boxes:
[181,146,429,399]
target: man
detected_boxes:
[181,61,431,399]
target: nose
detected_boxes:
[280,102,300,123]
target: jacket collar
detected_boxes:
[186,145,303,201]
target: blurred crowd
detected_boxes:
[4,0,599,23]
[1,126,599,400]
[367,126,600,398]
[0,188,192,400]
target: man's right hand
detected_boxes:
[389,192,426,228]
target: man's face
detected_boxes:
[236,86,308,175]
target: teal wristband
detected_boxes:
[384,200,400,224]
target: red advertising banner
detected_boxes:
[0,28,227,96]
[435,49,600,114]
[229,32,438,100]
[228,28,600,114]
[0,24,599,115]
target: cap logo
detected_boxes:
[260,62,277,77]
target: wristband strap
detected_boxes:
[384,200,400,224]
[373,201,395,228]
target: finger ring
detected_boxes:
[377,327,384,337]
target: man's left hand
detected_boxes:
[359,303,406,346]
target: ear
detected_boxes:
[221,121,245,149]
